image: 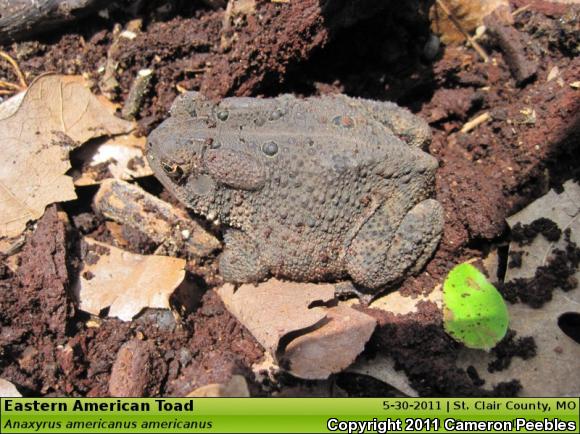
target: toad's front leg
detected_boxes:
[219,229,269,284]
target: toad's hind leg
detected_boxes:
[346,199,444,289]
[219,229,269,284]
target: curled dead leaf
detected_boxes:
[0,74,133,238]
[217,279,376,379]
[217,280,334,355]
[74,238,186,321]
[281,304,376,380]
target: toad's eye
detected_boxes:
[161,160,186,184]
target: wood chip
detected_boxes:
[461,111,491,133]
[94,179,220,258]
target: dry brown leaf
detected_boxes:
[73,134,152,186]
[74,238,186,321]
[458,181,580,396]
[505,180,580,284]
[0,74,133,238]
[186,375,250,397]
[217,280,376,379]
[348,354,418,397]
[282,304,376,379]
[430,0,510,44]
[0,378,21,397]
[217,280,334,355]
[370,286,443,315]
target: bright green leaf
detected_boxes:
[443,262,509,350]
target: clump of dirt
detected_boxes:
[0,206,77,394]
[511,218,562,246]
[488,329,537,373]
[501,228,580,307]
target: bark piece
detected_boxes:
[484,11,539,85]
[15,206,76,338]
[121,69,153,121]
[0,0,107,43]
[109,339,165,397]
[93,179,220,258]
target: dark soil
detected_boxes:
[488,330,537,373]
[501,228,580,307]
[1,0,579,397]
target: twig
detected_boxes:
[435,0,489,63]
[512,4,531,17]
[0,51,27,89]
[0,80,22,90]
[461,112,492,133]
[121,69,153,120]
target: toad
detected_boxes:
[147,92,444,290]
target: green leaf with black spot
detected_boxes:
[443,262,509,350]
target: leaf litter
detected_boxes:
[73,133,152,186]
[74,237,187,321]
[0,74,133,238]
[0,378,22,397]
[217,280,376,379]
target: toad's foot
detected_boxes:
[219,229,268,283]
